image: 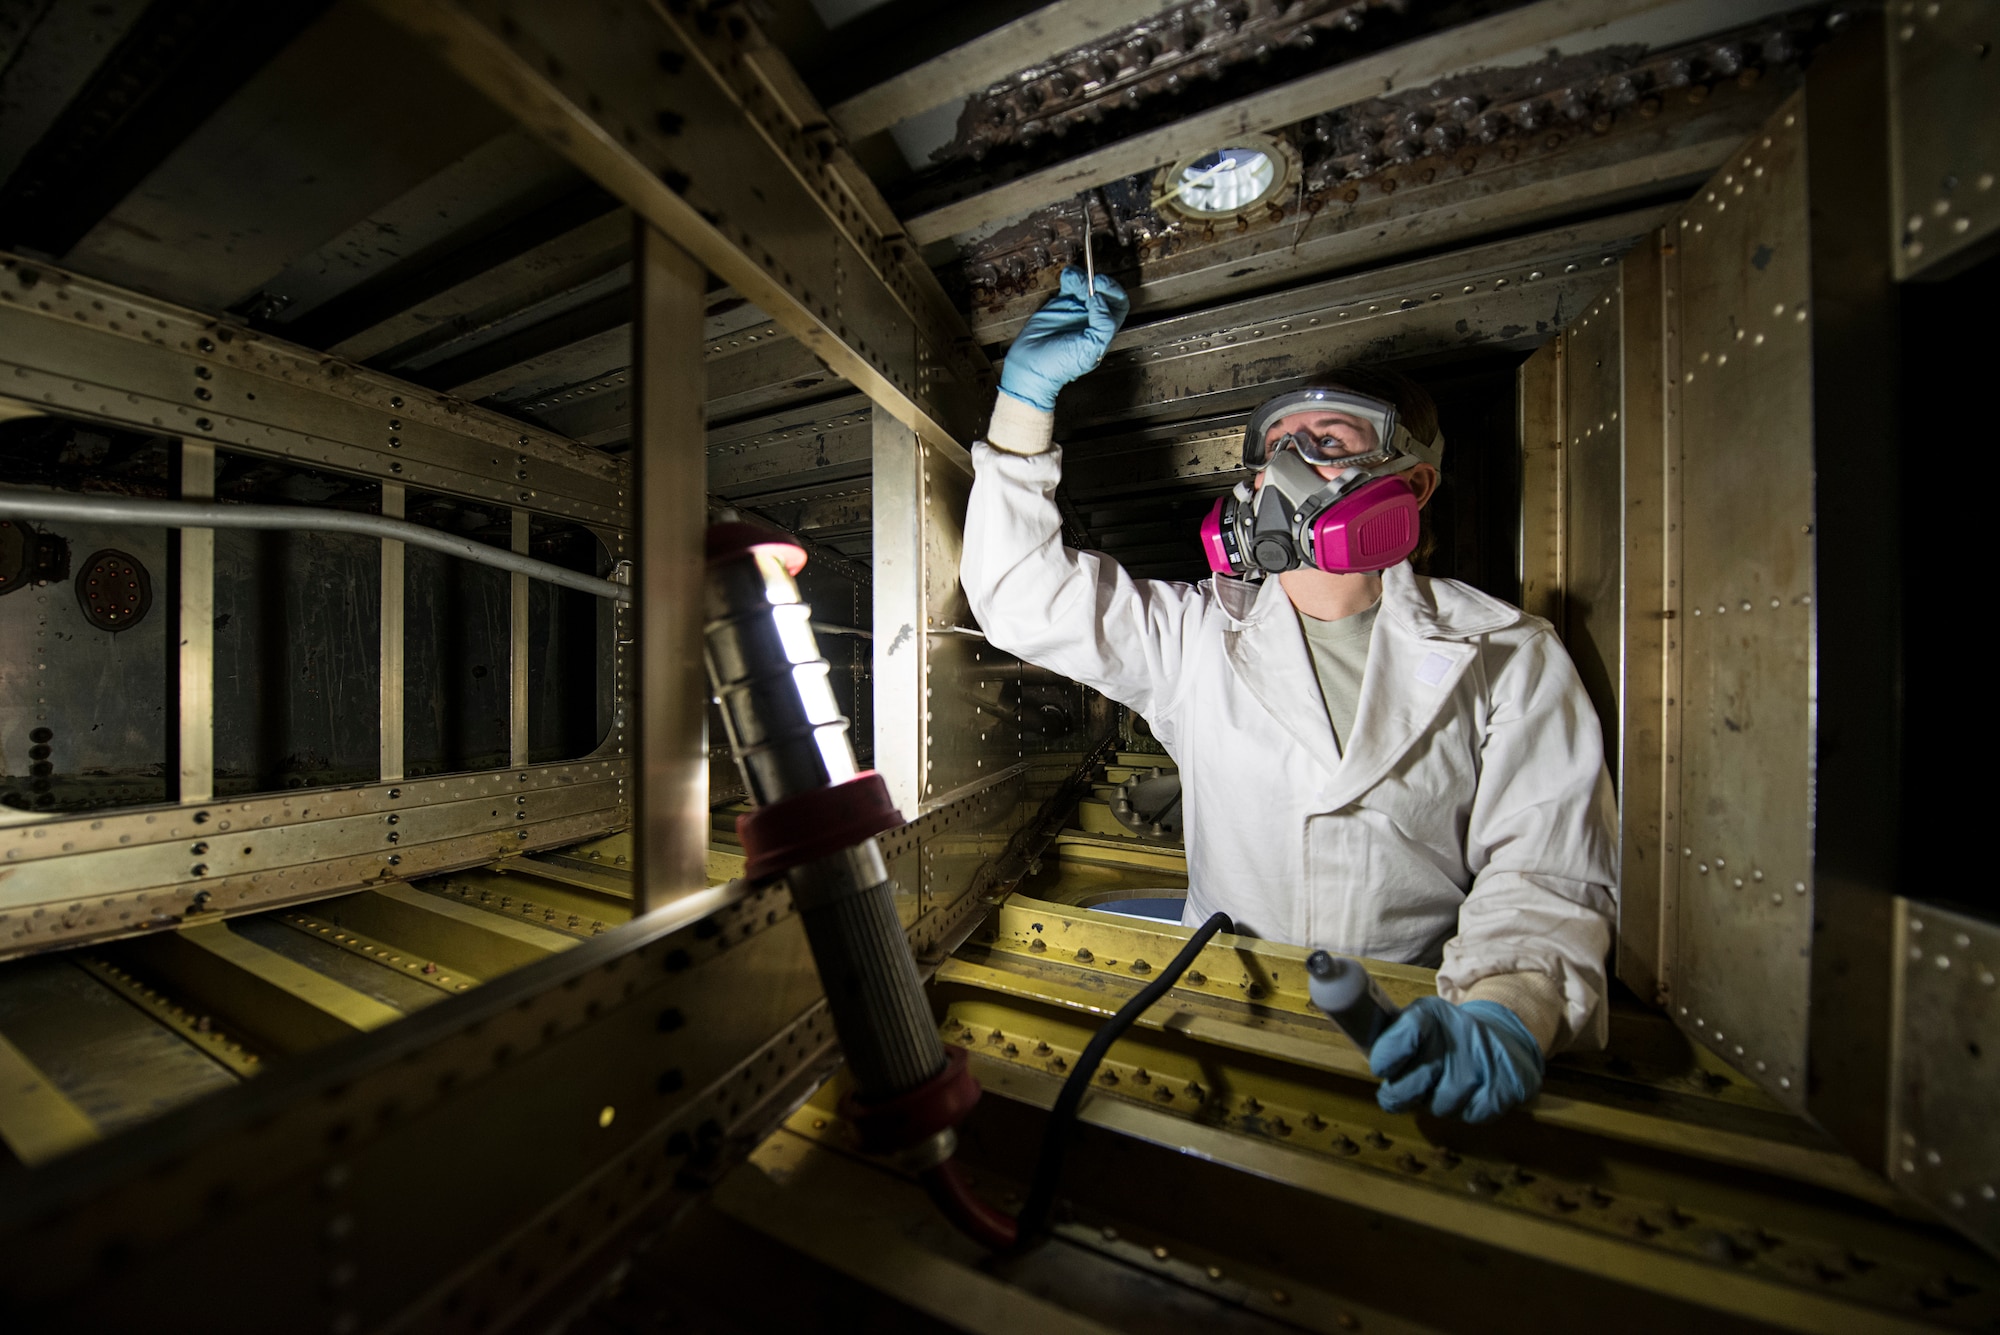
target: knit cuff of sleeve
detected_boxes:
[1461,971,1567,1056]
[986,390,1056,457]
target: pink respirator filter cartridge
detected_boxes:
[1309,476,1420,573]
[1199,500,1232,575]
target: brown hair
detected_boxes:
[1304,364,1442,569]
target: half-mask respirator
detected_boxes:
[1199,387,1443,577]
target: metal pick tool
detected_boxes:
[1081,195,1095,309]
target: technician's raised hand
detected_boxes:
[1369,996,1544,1124]
[998,267,1130,412]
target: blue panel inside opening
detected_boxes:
[1092,897,1186,924]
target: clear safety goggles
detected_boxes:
[1242,387,1435,471]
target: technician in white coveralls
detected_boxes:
[961,270,1618,1123]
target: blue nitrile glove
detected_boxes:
[1369,997,1545,1124]
[997,267,1130,411]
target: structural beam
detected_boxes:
[902,0,1802,246]
[380,483,406,784]
[375,0,990,456]
[0,762,627,959]
[1614,232,1670,1005]
[0,234,639,956]
[171,441,215,806]
[722,496,874,590]
[827,0,1183,142]
[871,410,924,818]
[318,884,576,978]
[0,880,822,1330]
[305,189,627,357]
[509,509,531,769]
[122,924,406,1053]
[1058,211,1653,432]
[633,225,710,912]
[0,252,625,527]
[1517,335,1566,628]
[964,88,1777,346]
[709,395,875,499]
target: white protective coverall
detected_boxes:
[961,401,1620,1052]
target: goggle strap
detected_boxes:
[1393,422,1444,469]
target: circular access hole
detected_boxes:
[1156,136,1289,219]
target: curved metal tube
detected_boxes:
[0,489,630,602]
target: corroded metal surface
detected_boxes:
[940,0,1379,167]
[946,8,1827,312]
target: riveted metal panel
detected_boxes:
[0,761,628,958]
[168,442,216,805]
[1527,258,1675,1003]
[1667,93,1816,1110]
[872,409,1033,817]
[1888,0,2000,280]
[709,395,874,500]
[921,437,1028,811]
[923,632,1025,809]
[0,254,626,526]
[1560,285,1625,773]
[871,411,924,819]
[1655,232,1687,1014]
[0,248,633,953]
[1515,337,1563,627]
[1889,899,2000,1252]
[922,444,975,641]
[879,769,1029,967]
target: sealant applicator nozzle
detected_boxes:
[1305,949,1402,1054]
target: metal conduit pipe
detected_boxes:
[0,489,631,603]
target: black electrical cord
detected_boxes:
[1008,910,1233,1247]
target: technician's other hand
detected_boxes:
[998,267,1130,412]
[1369,996,1544,1124]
